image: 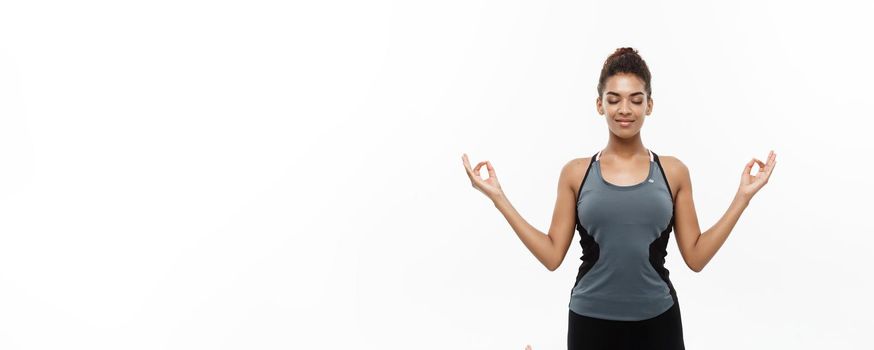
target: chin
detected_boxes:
[612,128,640,137]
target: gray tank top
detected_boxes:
[568,148,679,321]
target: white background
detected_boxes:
[1,0,872,349]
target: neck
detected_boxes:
[602,133,647,161]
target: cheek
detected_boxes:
[629,104,647,114]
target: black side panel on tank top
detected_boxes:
[571,151,600,291]
[649,151,679,305]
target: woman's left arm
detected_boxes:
[672,150,777,272]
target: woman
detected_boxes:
[461,47,777,350]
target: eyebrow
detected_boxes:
[606,92,645,97]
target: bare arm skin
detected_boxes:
[665,151,777,272]
[491,159,583,271]
[462,153,575,271]
[463,150,775,273]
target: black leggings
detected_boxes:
[567,301,685,350]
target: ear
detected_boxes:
[646,97,653,115]
[596,97,603,115]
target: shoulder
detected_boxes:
[562,157,595,176]
[657,154,691,189]
[658,155,688,173]
[560,156,594,190]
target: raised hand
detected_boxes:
[738,150,777,201]
[462,153,505,202]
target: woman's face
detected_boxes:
[596,73,653,137]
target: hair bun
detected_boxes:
[597,47,652,98]
[615,47,638,56]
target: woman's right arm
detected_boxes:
[463,154,579,271]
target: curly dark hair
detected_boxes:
[597,47,652,99]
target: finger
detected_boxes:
[468,164,487,187]
[764,159,777,181]
[753,159,766,180]
[754,159,765,170]
[463,154,479,177]
[486,161,497,178]
[764,151,776,173]
[473,161,487,179]
[742,158,755,176]
[462,154,471,172]
[462,154,480,179]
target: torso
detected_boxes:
[570,154,680,200]
[567,149,680,321]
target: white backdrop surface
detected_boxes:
[0,1,872,349]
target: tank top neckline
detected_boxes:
[595,148,655,190]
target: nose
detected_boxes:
[618,100,632,116]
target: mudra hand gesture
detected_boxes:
[738,150,777,201]
[462,153,505,202]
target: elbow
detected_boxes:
[547,261,560,272]
[687,260,704,273]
